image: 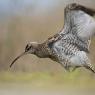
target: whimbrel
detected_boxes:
[10,3,95,73]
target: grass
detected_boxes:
[0,71,95,89]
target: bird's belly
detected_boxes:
[69,56,83,66]
[69,51,89,67]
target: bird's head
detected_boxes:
[10,42,39,68]
[65,3,95,16]
[25,42,38,54]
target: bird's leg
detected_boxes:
[65,66,70,72]
[71,66,80,72]
[64,61,70,72]
[60,62,70,72]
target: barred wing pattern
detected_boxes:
[58,3,95,51]
[51,3,95,72]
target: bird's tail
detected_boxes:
[84,63,95,73]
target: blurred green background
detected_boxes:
[0,0,95,95]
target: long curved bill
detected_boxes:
[10,52,27,68]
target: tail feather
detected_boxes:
[84,63,95,73]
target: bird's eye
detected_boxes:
[25,45,32,52]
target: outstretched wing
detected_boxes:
[59,3,95,39]
[58,3,95,51]
[45,3,95,52]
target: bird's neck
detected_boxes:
[34,43,51,58]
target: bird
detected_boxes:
[10,3,95,73]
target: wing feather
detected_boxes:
[45,3,95,52]
[58,4,95,51]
